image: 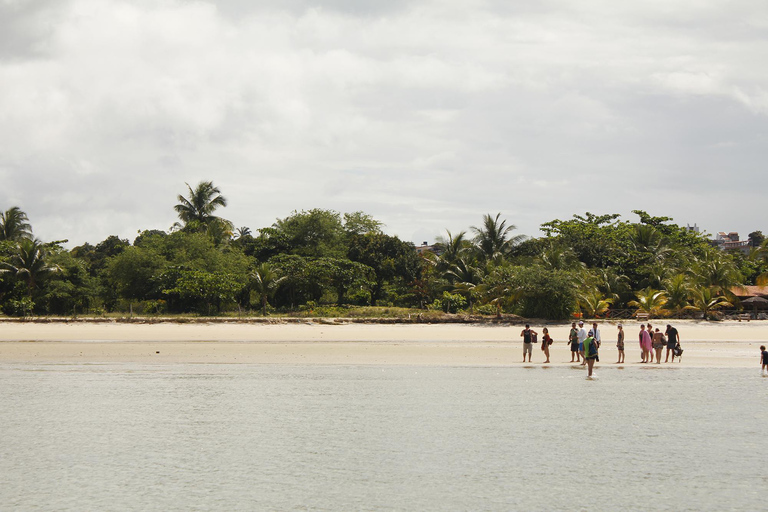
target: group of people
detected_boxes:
[519,321,683,377]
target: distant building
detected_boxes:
[415,241,441,256]
[686,223,700,234]
[714,231,750,253]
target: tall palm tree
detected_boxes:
[433,230,470,266]
[470,213,525,261]
[174,181,228,229]
[0,206,32,241]
[0,238,59,296]
[250,263,284,316]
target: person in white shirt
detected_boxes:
[577,321,588,365]
[591,322,601,348]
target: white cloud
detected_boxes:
[1,0,767,246]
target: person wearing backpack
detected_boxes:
[584,329,599,378]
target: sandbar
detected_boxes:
[0,319,766,368]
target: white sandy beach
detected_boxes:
[0,319,766,367]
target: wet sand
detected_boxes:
[0,320,766,367]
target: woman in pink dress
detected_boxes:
[639,324,652,363]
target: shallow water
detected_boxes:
[1,363,766,511]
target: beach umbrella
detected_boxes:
[741,296,768,316]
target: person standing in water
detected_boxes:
[584,329,599,378]
[541,327,552,363]
[761,345,768,375]
[639,324,652,363]
[568,322,580,363]
[665,324,679,363]
[652,328,665,364]
[577,320,588,365]
[616,324,625,363]
[520,324,537,362]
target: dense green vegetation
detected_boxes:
[1,182,766,320]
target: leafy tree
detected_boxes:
[347,233,420,305]
[106,246,165,305]
[162,269,243,315]
[748,231,764,248]
[273,209,346,258]
[0,207,32,241]
[343,212,383,236]
[541,212,629,269]
[505,265,578,320]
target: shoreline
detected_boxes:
[1,320,766,368]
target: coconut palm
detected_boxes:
[234,226,252,239]
[174,181,228,229]
[578,289,614,318]
[470,213,525,262]
[443,257,483,310]
[433,230,470,266]
[0,206,32,241]
[689,249,742,295]
[629,224,671,265]
[628,288,668,317]
[662,273,692,313]
[0,238,59,297]
[250,263,284,316]
[536,242,583,272]
[686,287,732,320]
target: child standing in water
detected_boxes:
[616,324,625,364]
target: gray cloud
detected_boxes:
[1,0,767,246]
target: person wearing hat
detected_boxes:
[616,324,625,363]
[577,320,588,365]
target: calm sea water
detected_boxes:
[1,362,766,511]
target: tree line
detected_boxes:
[1,181,766,319]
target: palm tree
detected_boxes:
[628,288,668,317]
[578,289,613,318]
[663,273,692,313]
[630,224,671,265]
[0,238,59,297]
[689,249,742,295]
[433,230,470,266]
[174,181,228,229]
[234,226,252,239]
[536,242,583,272]
[0,207,32,241]
[686,287,732,320]
[470,213,525,261]
[443,257,483,310]
[250,263,284,316]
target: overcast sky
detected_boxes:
[1,0,767,247]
